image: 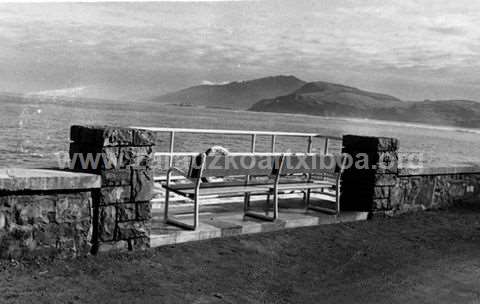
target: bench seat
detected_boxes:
[163,182,270,198]
[164,179,334,198]
[274,181,335,191]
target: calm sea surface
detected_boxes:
[1,96,480,168]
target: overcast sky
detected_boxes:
[0,0,479,101]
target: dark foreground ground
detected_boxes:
[1,204,480,304]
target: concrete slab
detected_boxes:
[0,168,101,191]
[150,200,368,248]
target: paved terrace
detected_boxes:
[150,198,368,247]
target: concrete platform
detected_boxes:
[150,199,368,248]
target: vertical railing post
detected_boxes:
[169,131,175,167]
[307,136,313,153]
[271,135,276,153]
[251,134,256,154]
[323,138,329,155]
[245,133,257,211]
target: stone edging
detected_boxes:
[398,165,480,176]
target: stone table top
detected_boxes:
[0,169,101,191]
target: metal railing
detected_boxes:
[131,127,342,180]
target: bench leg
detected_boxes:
[164,188,170,222]
[304,189,311,212]
[265,194,270,215]
[243,193,250,213]
[305,187,339,216]
[335,183,341,218]
[273,190,278,220]
[244,192,277,221]
[164,191,198,230]
[194,195,199,229]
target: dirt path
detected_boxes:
[1,204,480,303]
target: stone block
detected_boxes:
[0,212,6,230]
[55,193,91,223]
[101,169,132,186]
[375,152,398,173]
[14,195,56,225]
[116,221,150,240]
[136,202,151,220]
[130,236,150,250]
[70,125,134,147]
[377,137,399,151]
[373,198,390,210]
[375,174,397,186]
[0,235,32,259]
[8,223,34,241]
[374,186,390,199]
[133,129,156,146]
[117,146,154,168]
[0,196,15,208]
[33,223,60,246]
[98,206,116,242]
[131,169,154,201]
[117,203,137,221]
[98,240,129,253]
[99,186,131,205]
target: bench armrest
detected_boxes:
[166,166,193,186]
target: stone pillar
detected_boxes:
[70,126,156,253]
[340,135,399,213]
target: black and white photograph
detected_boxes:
[1,0,480,303]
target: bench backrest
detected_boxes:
[188,154,282,178]
[280,154,343,176]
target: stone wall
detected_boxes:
[388,169,480,214]
[340,134,480,215]
[0,169,100,259]
[70,126,156,253]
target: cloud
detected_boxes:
[427,25,466,36]
[201,80,230,85]
[27,86,88,98]
[0,1,479,101]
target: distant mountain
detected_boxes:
[400,100,480,128]
[151,75,306,109]
[249,82,480,129]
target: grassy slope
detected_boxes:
[1,205,480,303]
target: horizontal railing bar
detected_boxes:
[155,152,199,156]
[131,126,342,140]
[154,152,330,157]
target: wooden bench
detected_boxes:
[162,153,343,230]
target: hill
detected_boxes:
[249,82,480,129]
[151,75,306,109]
